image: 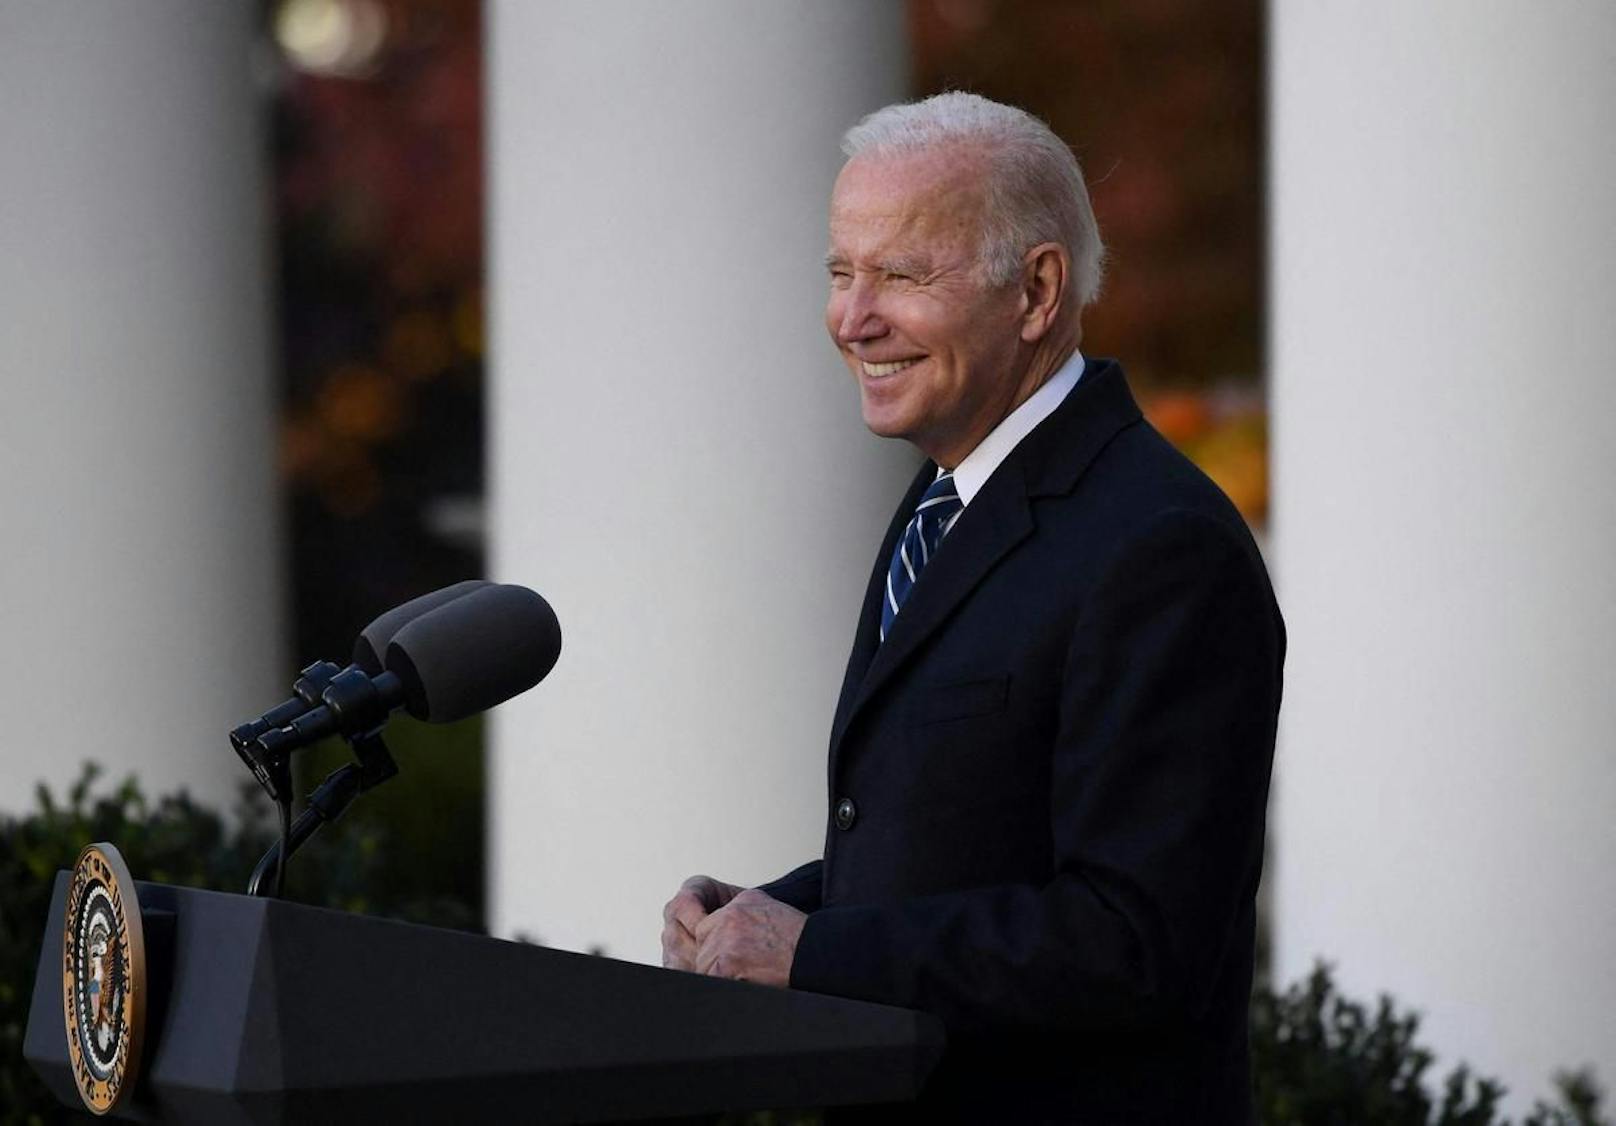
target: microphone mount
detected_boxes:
[255,667,406,759]
[231,667,406,802]
[245,730,398,898]
[230,660,343,803]
[235,665,409,899]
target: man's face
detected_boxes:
[825,148,1028,466]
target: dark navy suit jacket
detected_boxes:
[762,358,1285,1124]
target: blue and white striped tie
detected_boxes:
[881,471,964,642]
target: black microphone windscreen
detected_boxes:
[384,584,562,723]
[352,580,492,673]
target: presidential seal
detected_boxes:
[61,843,147,1115]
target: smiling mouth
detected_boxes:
[861,357,923,377]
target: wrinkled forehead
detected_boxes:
[827,147,989,265]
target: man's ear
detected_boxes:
[1018,243,1069,343]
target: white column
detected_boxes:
[1270,0,1616,1101]
[0,2,281,814]
[488,1,912,962]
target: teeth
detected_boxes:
[862,358,921,377]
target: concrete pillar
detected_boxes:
[487,1,912,963]
[0,2,281,814]
[1269,0,1616,1101]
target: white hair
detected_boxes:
[841,92,1105,307]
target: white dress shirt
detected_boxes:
[948,350,1084,506]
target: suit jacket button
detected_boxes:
[834,797,857,831]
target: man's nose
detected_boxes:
[834,279,887,343]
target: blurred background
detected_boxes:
[1,0,1611,1121]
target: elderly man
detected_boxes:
[662,93,1283,1124]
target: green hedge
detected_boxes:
[0,767,1605,1125]
[1252,964,1604,1125]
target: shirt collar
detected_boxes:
[947,350,1084,506]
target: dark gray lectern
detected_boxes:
[26,873,943,1123]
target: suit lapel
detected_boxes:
[833,472,1034,753]
[829,463,931,747]
[827,358,1144,764]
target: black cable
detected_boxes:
[274,794,291,898]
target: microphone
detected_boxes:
[386,582,562,723]
[230,580,491,754]
[253,583,562,759]
[351,579,492,674]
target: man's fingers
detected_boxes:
[665,875,751,970]
[689,892,803,988]
[663,888,702,925]
[682,874,747,912]
[680,874,719,904]
[661,917,697,970]
[692,901,736,974]
[694,925,727,977]
[672,892,711,935]
[666,874,735,929]
[692,905,720,943]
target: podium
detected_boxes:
[26,872,943,1123]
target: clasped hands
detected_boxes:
[661,874,806,988]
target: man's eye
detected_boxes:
[829,271,852,287]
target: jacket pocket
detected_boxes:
[911,674,1010,726]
